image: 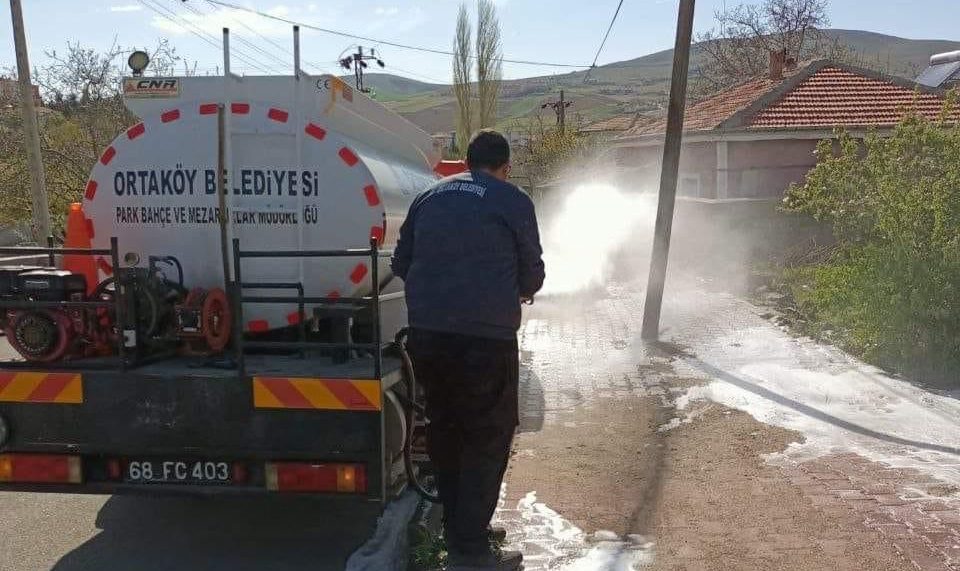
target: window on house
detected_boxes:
[739,170,762,198]
[679,174,701,197]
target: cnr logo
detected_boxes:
[135,79,177,89]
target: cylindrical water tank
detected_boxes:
[82,77,438,331]
[931,51,960,66]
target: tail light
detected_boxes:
[0,453,82,484]
[106,459,122,480]
[265,462,366,494]
[232,462,248,484]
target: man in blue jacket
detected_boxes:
[392,130,545,571]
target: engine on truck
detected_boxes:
[0,256,231,363]
[0,267,94,362]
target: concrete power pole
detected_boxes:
[9,0,51,243]
[542,89,573,134]
[558,89,567,134]
[640,0,696,341]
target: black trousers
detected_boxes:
[407,328,519,557]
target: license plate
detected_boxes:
[125,459,231,484]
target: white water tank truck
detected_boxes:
[82,72,439,332]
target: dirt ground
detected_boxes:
[503,395,915,570]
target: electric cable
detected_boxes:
[137,0,276,74]
[183,0,291,69]
[585,0,626,83]
[139,0,273,73]
[197,0,333,74]
[197,0,593,69]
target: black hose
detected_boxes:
[395,328,440,503]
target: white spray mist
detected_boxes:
[539,183,658,295]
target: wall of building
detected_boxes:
[616,137,820,200]
[614,141,718,198]
[608,136,831,275]
[726,139,818,199]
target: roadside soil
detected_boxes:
[502,394,914,570]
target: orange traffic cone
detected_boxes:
[63,203,98,295]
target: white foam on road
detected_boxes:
[674,323,960,484]
[495,491,654,571]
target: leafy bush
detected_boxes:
[783,96,960,379]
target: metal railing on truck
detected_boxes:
[0,237,398,377]
[231,237,397,379]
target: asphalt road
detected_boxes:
[0,491,381,571]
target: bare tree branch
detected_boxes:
[694,0,830,96]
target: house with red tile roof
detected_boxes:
[580,113,643,136]
[612,58,959,200]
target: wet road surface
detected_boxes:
[5,278,960,569]
[497,279,960,570]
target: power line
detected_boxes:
[139,0,273,73]
[196,0,592,69]
[591,0,625,68]
[138,0,218,51]
[198,0,332,74]
[318,58,448,86]
[585,0,625,83]
[137,0,276,73]
[183,0,290,69]
[166,0,286,73]
[377,64,448,85]
[201,0,291,57]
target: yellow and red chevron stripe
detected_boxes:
[253,377,381,411]
[0,372,83,404]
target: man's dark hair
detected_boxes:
[466,129,510,170]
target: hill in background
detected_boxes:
[359,29,960,134]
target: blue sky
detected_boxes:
[1,0,958,84]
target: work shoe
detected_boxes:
[488,525,508,545]
[447,549,523,571]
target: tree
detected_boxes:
[782,96,960,380]
[36,38,182,104]
[511,112,592,186]
[0,40,185,235]
[696,0,840,94]
[476,0,502,129]
[452,4,473,154]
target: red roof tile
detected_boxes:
[626,76,782,136]
[750,66,960,128]
[581,114,641,133]
[621,61,959,138]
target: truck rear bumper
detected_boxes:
[0,364,398,502]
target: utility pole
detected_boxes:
[640,0,696,341]
[9,0,51,243]
[339,46,385,94]
[542,89,573,134]
[353,46,365,93]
